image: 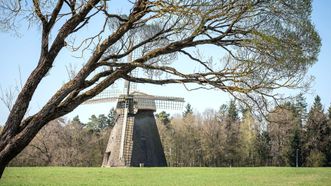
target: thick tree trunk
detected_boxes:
[0,164,5,179]
[0,138,37,178]
[0,143,23,178]
[0,117,50,178]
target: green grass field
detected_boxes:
[1,167,331,186]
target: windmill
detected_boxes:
[83,73,184,167]
[84,82,184,167]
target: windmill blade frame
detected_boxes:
[133,95,184,110]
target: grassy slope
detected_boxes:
[1,167,331,186]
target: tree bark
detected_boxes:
[0,164,5,179]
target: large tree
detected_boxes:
[224,100,240,166]
[239,109,258,166]
[267,104,300,166]
[303,96,329,166]
[0,0,320,177]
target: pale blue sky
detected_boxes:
[0,1,330,124]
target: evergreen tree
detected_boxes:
[86,114,108,131]
[107,108,117,128]
[156,111,171,126]
[294,93,308,126]
[286,94,307,167]
[227,100,238,122]
[97,114,109,130]
[303,96,328,166]
[224,100,241,166]
[288,127,303,167]
[71,115,84,127]
[254,131,271,166]
[284,102,304,167]
[183,103,193,117]
[86,115,99,132]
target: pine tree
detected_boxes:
[107,108,117,128]
[303,96,328,166]
[183,103,193,117]
[156,111,171,126]
[285,102,304,167]
[254,131,271,166]
[97,114,109,130]
[294,93,307,127]
[224,100,241,166]
[288,127,302,167]
[227,100,238,122]
[286,94,306,167]
[86,115,99,132]
[71,115,84,127]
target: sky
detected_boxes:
[0,1,330,124]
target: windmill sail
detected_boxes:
[84,90,184,110]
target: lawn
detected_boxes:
[1,167,331,186]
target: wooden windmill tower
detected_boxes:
[84,78,184,167]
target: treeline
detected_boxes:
[7,95,331,167]
[158,95,331,167]
[8,110,116,167]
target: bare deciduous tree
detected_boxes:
[0,0,320,177]
[267,106,297,166]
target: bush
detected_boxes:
[306,151,326,167]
